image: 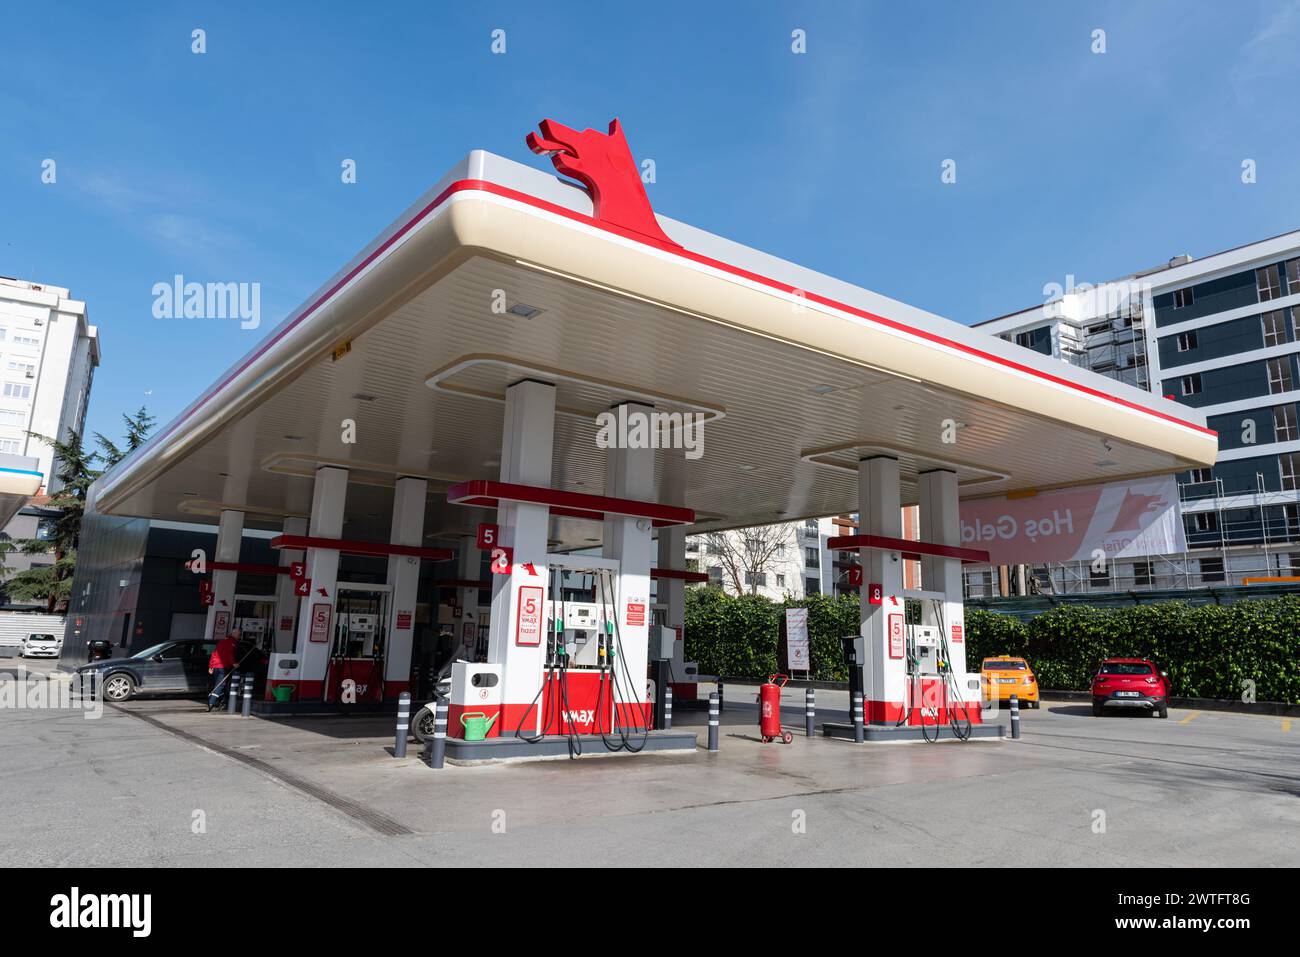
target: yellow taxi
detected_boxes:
[981,656,1039,708]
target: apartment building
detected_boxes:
[0,277,100,597]
[687,516,836,599]
[975,230,1300,593]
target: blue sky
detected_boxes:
[4,1,1300,445]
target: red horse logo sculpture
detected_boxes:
[527,118,679,248]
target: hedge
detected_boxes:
[684,587,1300,703]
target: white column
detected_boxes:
[486,380,555,733]
[455,535,482,660]
[272,516,307,656]
[918,469,972,709]
[384,476,427,692]
[294,466,348,698]
[204,509,244,641]
[859,455,904,724]
[657,449,688,676]
[605,402,655,723]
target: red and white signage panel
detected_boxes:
[960,476,1185,565]
[515,585,543,646]
[309,603,332,643]
[866,582,882,605]
[490,546,513,575]
[626,602,646,627]
[294,577,312,597]
[289,561,306,580]
[951,623,963,644]
[887,613,904,659]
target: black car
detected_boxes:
[77,638,219,702]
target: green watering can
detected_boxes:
[460,711,498,741]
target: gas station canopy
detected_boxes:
[91,129,1217,549]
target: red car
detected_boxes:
[1091,658,1171,718]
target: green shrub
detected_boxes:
[685,588,1300,703]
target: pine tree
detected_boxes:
[0,409,154,612]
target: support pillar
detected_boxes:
[455,536,482,661]
[485,380,555,734]
[919,468,976,719]
[272,517,306,658]
[204,509,244,641]
[384,476,427,695]
[293,466,348,700]
[858,456,904,724]
[605,402,655,728]
[657,448,688,682]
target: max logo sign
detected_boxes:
[528,118,679,248]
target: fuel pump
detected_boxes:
[841,633,866,707]
[324,586,390,704]
[899,593,972,742]
[512,555,649,757]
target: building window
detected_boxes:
[1287,258,1300,296]
[1282,452,1300,492]
[1180,374,1202,396]
[744,571,767,587]
[0,328,7,341]
[1263,310,1288,347]
[1189,467,1213,484]
[1176,331,1198,352]
[1258,266,1282,302]
[1089,563,1110,588]
[805,577,820,595]
[1173,287,1194,309]
[805,547,820,568]
[6,360,33,375]
[1268,357,1294,394]
[1275,404,1300,442]
[2,383,31,399]
[1191,512,1219,534]
[0,439,19,454]
[10,333,39,347]
[1133,560,1153,587]
[1284,504,1300,536]
[776,574,786,588]
[0,410,24,425]
[1199,557,1226,584]
[707,566,723,585]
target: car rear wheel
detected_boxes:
[1156,703,1168,719]
[1092,703,1104,717]
[102,672,135,702]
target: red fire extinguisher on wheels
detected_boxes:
[758,674,794,744]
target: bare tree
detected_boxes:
[694,522,800,596]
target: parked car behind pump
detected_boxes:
[980,656,1039,707]
[19,633,61,658]
[1091,658,1171,718]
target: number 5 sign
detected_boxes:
[515,585,543,646]
[476,523,499,550]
